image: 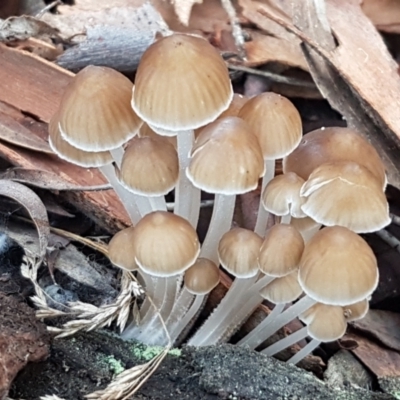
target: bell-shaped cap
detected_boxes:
[259,224,304,277]
[132,33,233,132]
[299,226,379,306]
[131,211,200,277]
[187,117,265,195]
[119,136,179,196]
[58,66,142,151]
[300,161,390,233]
[184,258,220,295]
[218,228,262,278]
[238,92,302,160]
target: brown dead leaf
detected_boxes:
[0,15,59,42]
[0,180,49,261]
[347,331,400,378]
[173,0,204,26]
[352,310,400,352]
[362,0,400,33]
[0,110,53,153]
[244,29,308,70]
[252,0,400,190]
[0,168,111,191]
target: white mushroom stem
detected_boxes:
[281,214,292,224]
[188,273,275,346]
[200,193,236,263]
[171,194,236,345]
[237,302,287,349]
[99,164,141,224]
[120,276,166,340]
[174,130,201,228]
[254,159,276,236]
[301,224,322,243]
[261,325,308,356]
[165,288,194,332]
[236,295,317,350]
[123,276,177,344]
[169,293,206,344]
[110,146,125,168]
[137,272,155,317]
[286,339,321,364]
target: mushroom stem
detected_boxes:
[238,303,287,349]
[169,293,205,344]
[188,274,275,346]
[166,287,194,332]
[175,130,201,227]
[110,146,125,168]
[236,295,317,350]
[136,276,177,341]
[286,339,321,364]
[99,164,141,224]
[261,325,308,356]
[200,193,236,264]
[120,276,166,340]
[254,159,275,236]
[281,214,292,224]
[301,224,322,243]
[138,272,155,317]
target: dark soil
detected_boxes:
[9,329,395,400]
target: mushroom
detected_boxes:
[261,172,306,225]
[300,161,390,233]
[189,228,262,345]
[238,93,303,235]
[121,211,200,344]
[166,258,220,344]
[283,126,387,190]
[49,111,141,224]
[117,135,179,215]
[236,224,304,349]
[262,303,347,363]
[280,298,370,364]
[131,33,233,226]
[57,65,142,165]
[187,116,264,263]
[237,226,378,351]
[50,66,143,224]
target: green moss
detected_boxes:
[102,355,125,375]
[130,343,181,361]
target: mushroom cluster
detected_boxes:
[49,32,389,361]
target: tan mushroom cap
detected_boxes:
[343,298,369,322]
[260,271,303,304]
[302,303,347,342]
[108,227,138,271]
[119,136,179,196]
[132,33,233,131]
[299,226,379,306]
[184,258,220,295]
[258,224,304,277]
[290,216,321,234]
[139,123,177,148]
[218,228,263,278]
[194,93,248,137]
[187,117,265,195]
[58,66,142,151]
[262,172,306,218]
[132,211,200,277]
[283,126,386,189]
[49,111,113,168]
[300,161,390,233]
[238,92,302,160]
